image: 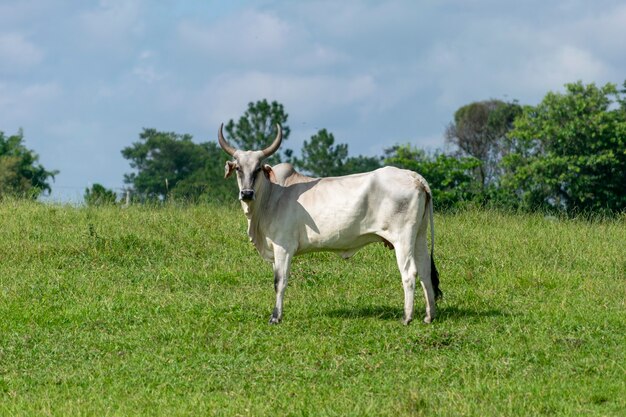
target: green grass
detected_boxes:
[0,200,624,416]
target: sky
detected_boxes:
[1,0,625,202]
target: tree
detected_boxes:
[294,129,348,177]
[384,144,481,210]
[502,81,626,214]
[224,99,291,164]
[121,128,237,201]
[84,183,117,206]
[169,142,238,202]
[342,155,382,174]
[293,129,382,177]
[122,129,201,199]
[0,129,58,198]
[618,80,626,111]
[445,100,522,189]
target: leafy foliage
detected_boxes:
[294,129,346,176]
[117,82,626,214]
[84,183,117,206]
[445,100,522,189]
[224,99,291,164]
[121,128,237,202]
[122,129,201,199]
[294,129,381,177]
[502,81,626,214]
[169,142,239,202]
[342,154,383,174]
[0,129,58,198]
[384,144,481,210]
[121,101,290,203]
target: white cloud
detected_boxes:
[0,1,54,26]
[131,49,166,83]
[78,0,143,49]
[290,43,350,69]
[520,46,608,92]
[138,50,153,60]
[177,9,291,62]
[552,3,626,80]
[21,82,62,100]
[1,0,624,201]
[291,0,421,39]
[132,65,165,83]
[0,33,44,73]
[411,3,622,112]
[176,8,350,71]
[189,71,380,129]
[0,82,62,124]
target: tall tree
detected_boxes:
[169,142,238,202]
[342,154,382,174]
[224,99,290,164]
[502,81,626,214]
[121,129,236,201]
[445,100,521,189]
[294,129,381,177]
[0,129,58,198]
[619,80,626,111]
[122,129,201,199]
[294,129,348,177]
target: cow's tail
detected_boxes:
[428,193,443,300]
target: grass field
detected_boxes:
[0,200,624,416]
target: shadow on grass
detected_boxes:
[325,304,503,322]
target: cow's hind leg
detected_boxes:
[269,247,292,324]
[394,242,418,325]
[416,233,436,323]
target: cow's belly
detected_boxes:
[295,229,383,257]
[293,206,386,255]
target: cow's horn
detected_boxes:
[262,124,282,157]
[218,123,237,156]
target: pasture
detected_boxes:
[0,200,624,416]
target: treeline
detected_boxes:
[2,81,625,215]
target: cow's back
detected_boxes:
[270,163,317,186]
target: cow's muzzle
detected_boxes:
[240,189,255,201]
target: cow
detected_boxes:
[218,123,441,325]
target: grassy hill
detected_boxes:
[0,200,624,416]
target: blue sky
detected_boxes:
[1,0,624,202]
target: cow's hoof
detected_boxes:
[423,316,433,324]
[269,308,281,324]
[269,311,281,324]
[402,316,413,326]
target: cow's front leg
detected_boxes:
[269,247,292,324]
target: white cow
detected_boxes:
[219,124,441,324]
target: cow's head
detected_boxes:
[218,123,282,201]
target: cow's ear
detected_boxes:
[263,164,276,182]
[224,161,237,179]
